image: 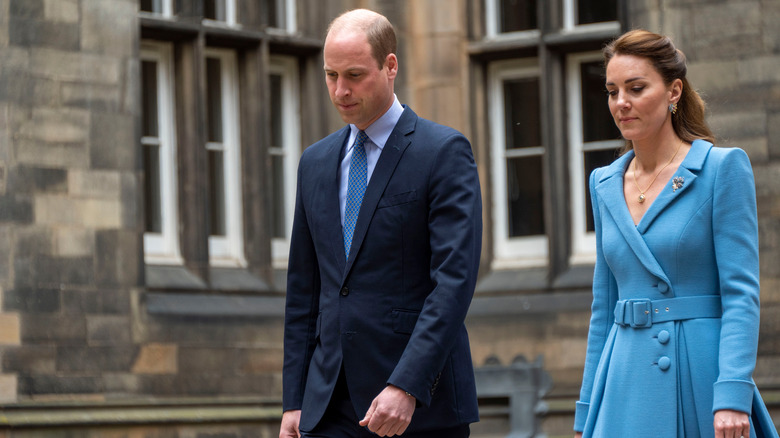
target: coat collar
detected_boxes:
[593,139,712,283]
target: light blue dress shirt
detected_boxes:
[339,96,404,225]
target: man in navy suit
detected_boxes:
[279,8,482,438]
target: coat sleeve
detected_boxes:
[574,169,620,432]
[386,132,482,407]
[281,150,321,412]
[711,147,760,414]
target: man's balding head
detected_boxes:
[326,9,396,70]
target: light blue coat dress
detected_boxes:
[574,140,778,437]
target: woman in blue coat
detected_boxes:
[574,30,779,438]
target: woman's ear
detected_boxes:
[670,78,683,104]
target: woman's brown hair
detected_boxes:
[603,29,715,152]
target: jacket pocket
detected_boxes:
[377,190,417,209]
[392,309,420,334]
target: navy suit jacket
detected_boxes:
[282,106,482,433]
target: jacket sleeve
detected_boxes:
[386,132,482,407]
[711,147,760,414]
[574,169,620,431]
[281,150,321,412]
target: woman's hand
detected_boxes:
[574,433,583,438]
[714,409,749,438]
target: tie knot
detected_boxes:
[354,130,369,149]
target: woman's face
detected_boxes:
[605,54,679,142]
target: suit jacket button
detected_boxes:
[340,287,349,296]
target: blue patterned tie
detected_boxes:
[343,130,369,260]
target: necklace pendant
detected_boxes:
[638,193,646,203]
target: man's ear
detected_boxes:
[384,53,398,79]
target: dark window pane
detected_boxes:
[504,77,541,149]
[206,57,223,143]
[583,149,619,231]
[140,0,157,13]
[578,0,617,25]
[501,0,537,32]
[264,0,281,28]
[270,74,283,147]
[208,150,226,236]
[507,156,545,237]
[581,61,620,142]
[141,60,159,137]
[204,0,226,20]
[143,145,162,233]
[271,155,285,238]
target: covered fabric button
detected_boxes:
[657,282,669,293]
[658,356,671,371]
[657,330,670,344]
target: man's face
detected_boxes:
[323,30,397,130]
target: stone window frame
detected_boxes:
[487,58,549,270]
[565,51,623,266]
[140,42,183,265]
[267,56,301,269]
[203,0,237,25]
[203,48,246,268]
[265,0,298,34]
[139,0,322,299]
[469,0,625,292]
[561,0,620,31]
[484,0,542,39]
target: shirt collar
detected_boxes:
[348,95,404,151]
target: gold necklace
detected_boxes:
[632,140,683,203]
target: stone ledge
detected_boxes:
[145,292,285,317]
[0,397,281,427]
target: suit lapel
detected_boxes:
[595,152,669,282]
[636,140,710,233]
[325,128,350,273]
[342,108,416,278]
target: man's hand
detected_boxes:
[279,409,302,438]
[359,385,416,436]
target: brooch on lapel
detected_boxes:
[672,176,685,192]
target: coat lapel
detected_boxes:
[594,152,669,283]
[636,140,711,233]
[342,108,416,278]
[595,140,713,282]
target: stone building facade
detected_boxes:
[0,0,777,436]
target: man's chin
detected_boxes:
[338,113,360,126]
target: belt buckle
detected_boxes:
[627,299,652,328]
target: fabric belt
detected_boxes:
[614,295,722,328]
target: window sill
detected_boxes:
[468,264,594,318]
[144,265,281,318]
